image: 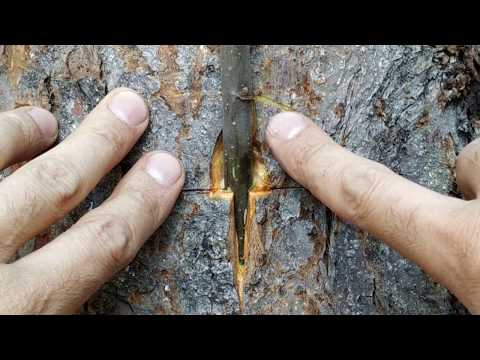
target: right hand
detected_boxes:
[266,111,480,314]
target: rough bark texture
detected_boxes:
[86,192,239,315]
[1,45,479,314]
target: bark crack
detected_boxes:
[44,75,56,113]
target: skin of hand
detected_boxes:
[266,112,480,314]
[0,88,184,314]
[1,87,478,316]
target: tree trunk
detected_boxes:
[1,45,478,314]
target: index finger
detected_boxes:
[266,112,464,287]
[0,88,149,262]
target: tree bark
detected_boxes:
[1,45,478,314]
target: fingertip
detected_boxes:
[107,88,149,128]
[145,151,184,188]
[26,107,58,141]
[266,112,312,143]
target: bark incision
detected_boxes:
[0,45,478,314]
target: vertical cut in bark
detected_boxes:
[220,45,253,263]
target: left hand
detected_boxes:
[0,88,184,314]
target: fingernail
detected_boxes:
[108,90,148,127]
[28,107,58,139]
[267,112,310,140]
[146,152,182,186]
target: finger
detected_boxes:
[5,152,184,314]
[456,138,480,200]
[266,112,465,287]
[0,106,58,170]
[0,88,149,262]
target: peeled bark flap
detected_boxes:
[1,45,478,314]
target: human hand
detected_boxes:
[266,111,480,314]
[0,88,184,314]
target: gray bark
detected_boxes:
[1,45,478,314]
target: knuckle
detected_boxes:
[0,189,38,249]
[401,205,424,251]
[122,187,160,225]
[437,203,480,287]
[385,203,423,251]
[339,164,386,224]
[88,126,125,156]
[450,217,480,275]
[295,141,338,185]
[28,156,83,210]
[82,215,135,270]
